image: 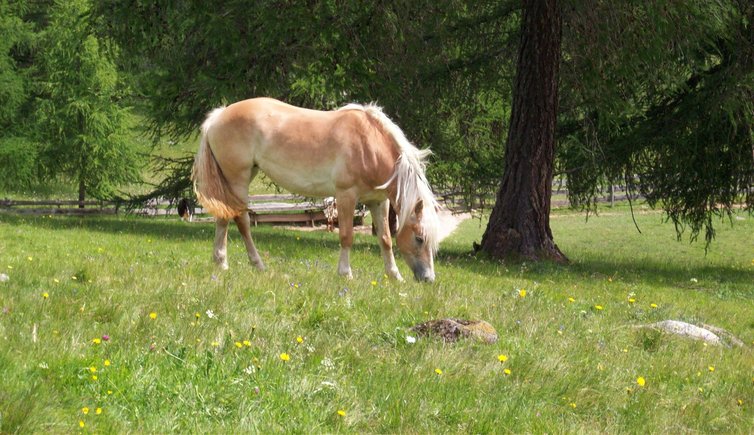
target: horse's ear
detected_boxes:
[414,199,424,217]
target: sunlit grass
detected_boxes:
[0,208,752,432]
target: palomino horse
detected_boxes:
[192,98,440,282]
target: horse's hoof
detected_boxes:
[338,270,354,279]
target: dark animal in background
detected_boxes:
[177,198,193,222]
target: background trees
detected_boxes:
[1,0,751,255]
[0,1,37,189]
[0,0,143,201]
[35,0,142,203]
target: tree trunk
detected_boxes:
[479,0,567,263]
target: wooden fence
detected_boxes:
[0,199,117,215]
[1,185,640,220]
[0,194,364,226]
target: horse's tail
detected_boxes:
[191,107,247,220]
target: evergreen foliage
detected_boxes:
[0,0,144,199]
[559,0,753,243]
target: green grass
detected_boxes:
[0,208,752,433]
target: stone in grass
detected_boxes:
[411,318,498,344]
[638,320,745,348]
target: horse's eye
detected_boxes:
[415,236,425,245]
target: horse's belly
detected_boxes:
[261,165,336,198]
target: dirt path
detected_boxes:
[435,208,472,241]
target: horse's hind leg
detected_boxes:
[213,218,230,270]
[228,166,265,270]
[234,211,265,270]
[369,200,404,282]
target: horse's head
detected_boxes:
[395,199,436,282]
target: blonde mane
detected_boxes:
[340,103,440,253]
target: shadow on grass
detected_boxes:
[3,214,752,292]
[437,244,754,294]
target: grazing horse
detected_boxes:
[192,97,440,282]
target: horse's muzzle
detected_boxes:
[413,266,435,283]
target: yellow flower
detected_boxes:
[650,303,658,309]
[568,297,575,303]
[337,409,346,417]
[594,305,604,310]
[296,336,304,344]
[243,340,251,347]
[234,341,243,348]
[104,359,111,367]
[149,312,157,319]
[92,337,101,345]
[211,341,219,347]
[79,420,85,428]
[518,289,527,298]
[628,298,636,304]
[371,280,377,286]
[195,312,201,319]
[738,399,744,406]
[503,368,512,376]
[708,365,715,372]
[96,407,102,415]
[89,366,97,373]
[27,256,32,261]
[42,292,49,299]
[637,376,646,387]
[82,407,89,415]
[53,278,59,283]
[107,390,113,395]
[91,375,98,381]
[498,354,508,363]
[280,353,290,362]
[435,368,443,375]
[569,402,576,408]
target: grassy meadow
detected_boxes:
[0,206,752,433]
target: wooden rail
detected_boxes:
[0,194,364,226]
[0,199,116,216]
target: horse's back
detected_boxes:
[204,98,397,197]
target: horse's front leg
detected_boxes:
[335,191,357,279]
[368,200,404,282]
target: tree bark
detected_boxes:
[479,0,567,263]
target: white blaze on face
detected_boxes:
[395,200,436,282]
